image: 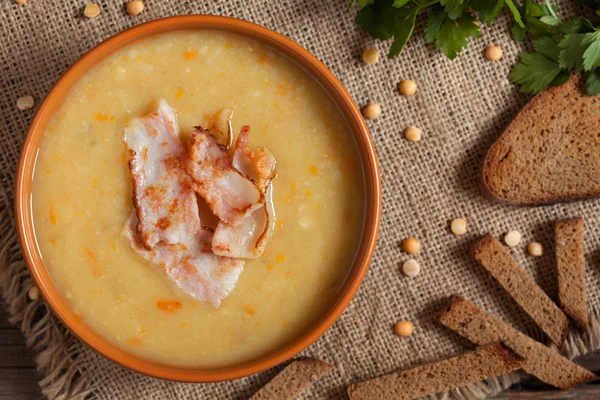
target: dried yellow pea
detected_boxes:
[402,237,421,254]
[127,0,145,16]
[84,3,100,19]
[394,321,414,337]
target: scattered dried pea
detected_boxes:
[16,95,34,111]
[14,0,28,5]
[362,48,379,65]
[402,237,421,254]
[402,259,420,277]
[362,103,381,120]
[450,218,467,235]
[528,242,544,257]
[485,46,503,61]
[84,3,100,19]
[504,230,522,247]
[394,321,414,337]
[398,79,417,96]
[403,126,422,142]
[28,286,40,301]
[127,0,145,16]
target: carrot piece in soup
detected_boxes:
[49,205,57,225]
[85,248,102,277]
[183,51,196,60]
[156,300,182,313]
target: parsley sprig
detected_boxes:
[353,0,524,59]
[510,0,600,95]
[352,0,600,95]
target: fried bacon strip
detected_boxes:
[124,214,244,308]
[123,100,200,249]
[232,126,276,191]
[209,108,233,149]
[187,128,263,227]
[212,127,276,259]
[122,103,276,306]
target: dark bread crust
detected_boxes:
[473,234,568,347]
[555,218,589,330]
[438,296,598,390]
[250,358,333,400]
[346,343,524,400]
[482,74,600,205]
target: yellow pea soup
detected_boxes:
[31,30,364,367]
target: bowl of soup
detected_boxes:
[15,15,380,382]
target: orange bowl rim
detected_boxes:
[14,15,381,383]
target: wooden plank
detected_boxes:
[0,329,37,368]
[0,368,43,400]
[497,351,600,399]
[0,307,42,399]
[0,306,36,368]
[496,384,600,399]
[0,307,17,329]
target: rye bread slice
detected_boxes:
[555,218,588,330]
[346,343,524,400]
[437,296,598,390]
[250,358,333,400]
[473,234,568,347]
[482,74,600,205]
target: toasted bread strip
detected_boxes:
[250,358,333,400]
[438,296,598,390]
[482,74,600,205]
[555,218,588,330]
[473,234,568,347]
[347,343,524,400]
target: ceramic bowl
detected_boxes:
[15,15,381,382]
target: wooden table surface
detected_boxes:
[0,307,42,399]
[2,306,600,400]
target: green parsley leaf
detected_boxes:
[559,33,590,70]
[510,52,562,93]
[440,0,464,20]
[435,13,480,59]
[505,0,525,28]
[523,0,558,38]
[585,69,600,95]
[352,0,536,60]
[549,70,571,87]
[425,8,446,44]
[351,0,375,7]
[392,0,411,7]
[583,31,600,71]
[559,17,595,34]
[470,0,505,25]
[512,19,527,41]
[389,7,420,57]
[533,35,561,62]
[356,1,398,40]
[539,15,560,26]
[356,5,375,29]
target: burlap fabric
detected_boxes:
[2,0,599,399]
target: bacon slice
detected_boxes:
[124,214,244,308]
[209,109,233,149]
[187,128,263,227]
[212,127,276,259]
[232,126,276,191]
[123,100,200,249]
